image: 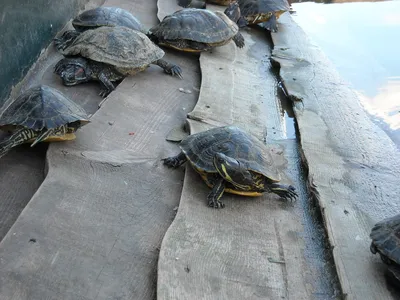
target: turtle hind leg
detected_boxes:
[261,14,278,32]
[269,183,298,201]
[207,177,226,209]
[233,33,245,48]
[237,16,249,28]
[53,30,81,51]
[162,152,187,168]
[0,128,38,159]
[153,59,183,79]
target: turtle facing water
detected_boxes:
[163,126,297,208]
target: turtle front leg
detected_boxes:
[233,33,245,48]
[98,71,116,98]
[162,152,187,168]
[207,177,226,209]
[261,14,278,32]
[269,183,298,201]
[153,59,183,79]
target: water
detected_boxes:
[290,0,400,148]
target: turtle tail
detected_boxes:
[269,183,298,201]
[0,128,37,159]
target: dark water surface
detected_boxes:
[291,0,400,148]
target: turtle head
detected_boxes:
[213,152,255,190]
[224,1,241,23]
[54,57,91,86]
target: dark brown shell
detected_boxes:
[179,125,280,181]
[72,6,146,33]
[0,85,89,131]
[239,0,290,16]
[149,8,239,44]
[60,26,164,70]
[370,214,400,265]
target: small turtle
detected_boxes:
[148,4,245,53]
[0,85,89,159]
[54,6,146,51]
[370,214,400,287]
[54,26,182,97]
[235,0,290,32]
[163,126,297,208]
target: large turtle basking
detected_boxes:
[236,0,290,32]
[370,214,400,287]
[54,26,182,97]
[163,126,298,208]
[0,85,89,159]
[148,5,245,52]
[54,6,146,51]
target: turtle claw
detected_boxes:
[207,198,225,209]
[168,65,183,79]
[272,185,298,202]
[99,89,111,98]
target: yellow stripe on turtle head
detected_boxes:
[220,164,233,182]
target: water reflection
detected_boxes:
[290,0,400,147]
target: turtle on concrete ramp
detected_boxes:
[163,126,298,208]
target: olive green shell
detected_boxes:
[60,26,164,72]
[72,7,146,33]
[370,214,400,265]
[149,8,239,44]
[239,0,290,16]
[0,85,89,131]
[179,125,280,181]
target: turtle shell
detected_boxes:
[239,0,290,16]
[60,26,165,71]
[0,85,89,131]
[370,214,400,265]
[207,0,232,5]
[72,6,146,33]
[179,125,280,181]
[149,8,239,44]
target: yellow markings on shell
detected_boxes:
[158,42,202,53]
[225,188,263,197]
[27,133,77,143]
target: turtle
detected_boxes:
[234,0,290,32]
[54,26,182,97]
[0,85,89,159]
[163,125,298,208]
[54,6,146,51]
[370,214,400,287]
[148,4,245,53]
